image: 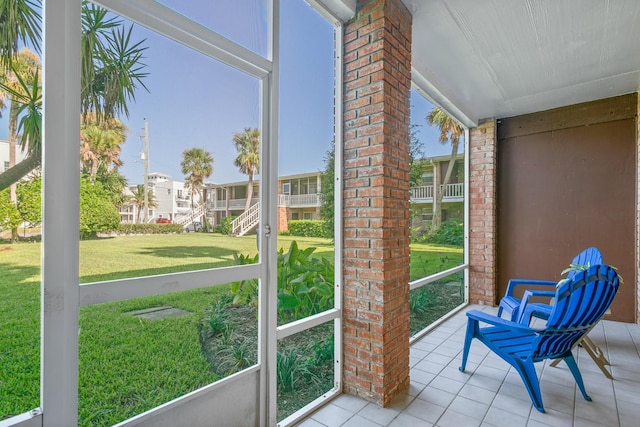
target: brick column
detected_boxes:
[342,0,412,406]
[468,118,498,305]
[277,206,289,232]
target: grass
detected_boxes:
[0,233,461,425]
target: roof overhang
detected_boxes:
[321,0,640,127]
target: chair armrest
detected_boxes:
[524,290,556,298]
[517,290,555,324]
[466,310,538,332]
[504,279,557,297]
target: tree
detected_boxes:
[232,127,260,211]
[409,123,426,187]
[0,48,40,242]
[0,0,41,65]
[80,3,148,121]
[180,147,213,207]
[0,63,41,191]
[0,1,148,192]
[130,184,157,223]
[80,112,128,182]
[426,106,463,232]
[319,142,335,240]
[79,178,120,238]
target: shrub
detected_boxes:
[218,216,235,235]
[80,180,121,238]
[420,219,463,247]
[287,220,330,238]
[117,223,183,234]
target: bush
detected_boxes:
[80,180,121,238]
[421,219,463,246]
[287,220,330,238]
[117,223,183,234]
[217,216,235,235]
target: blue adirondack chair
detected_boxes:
[497,247,603,324]
[459,264,620,413]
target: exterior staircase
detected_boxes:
[231,202,259,236]
[175,204,207,227]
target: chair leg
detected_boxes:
[459,318,476,372]
[563,353,592,402]
[513,358,545,413]
[550,335,613,379]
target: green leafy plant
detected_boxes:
[276,241,334,323]
[205,300,229,336]
[229,253,260,306]
[276,349,317,393]
[217,340,256,375]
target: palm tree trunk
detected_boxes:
[9,98,19,242]
[0,150,41,192]
[244,176,254,212]
[431,141,459,232]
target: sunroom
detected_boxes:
[2,0,639,426]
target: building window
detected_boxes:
[291,212,299,220]
[421,208,433,221]
[303,212,313,220]
[421,171,433,185]
[3,161,8,172]
[282,182,290,194]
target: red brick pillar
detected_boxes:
[277,206,289,232]
[342,0,412,406]
[468,119,498,305]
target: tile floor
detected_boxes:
[297,305,640,427]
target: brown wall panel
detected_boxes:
[497,116,636,323]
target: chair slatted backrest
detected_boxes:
[567,247,603,280]
[532,264,619,360]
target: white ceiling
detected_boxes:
[323,0,640,127]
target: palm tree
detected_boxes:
[80,112,128,182]
[0,1,148,192]
[0,0,41,68]
[80,3,148,121]
[233,127,260,211]
[0,63,41,191]
[426,107,463,232]
[0,48,40,242]
[131,184,157,223]
[180,147,213,208]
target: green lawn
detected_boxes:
[0,233,461,425]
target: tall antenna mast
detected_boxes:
[143,118,149,222]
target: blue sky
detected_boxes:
[0,0,457,186]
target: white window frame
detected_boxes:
[8,2,275,427]
[5,2,345,426]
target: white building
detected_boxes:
[119,172,201,224]
[0,139,28,173]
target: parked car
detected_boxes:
[156,218,172,224]
[184,221,202,232]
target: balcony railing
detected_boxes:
[410,183,464,202]
[207,184,464,211]
[278,193,321,207]
[207,198,259,211]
